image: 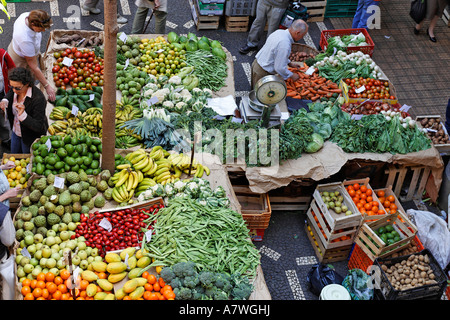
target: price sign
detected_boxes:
[145,230,152,243]
[305,66,315,76]
[45,139,52,151]
[231,117,243,123]
[71,105,79,116]
[99,218,112,232]
[53,176,65,189]
[355,85,366,93]
[399,104,412,112]
[124,253,130,269]
[124,59,129,69]
[351,114,364,120]
[119,32,128,42]
[21,247,32,259]
[62,57,73,67]
[26,163,32,174]
[147,96,159,106]
[88,94,95,101]
[213,115,225,121]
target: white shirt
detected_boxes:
[12,12,42,58]
[255,29,294,80]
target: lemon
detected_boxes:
[9,156,15,162]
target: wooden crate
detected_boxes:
[225,15,250,32]
[305,219,353,263]
[384,164,431,201]
[307,198,360,250]
[355,211,418,262]
[269,195,311,211]
[312,182,362,230]
[303,0,327,22]
[342,178,389,223]
[233,185,271,229]
[189,0,220,30]
[374,186,407,216]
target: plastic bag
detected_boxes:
[342,269,374,300]
[407,209,450,269]
[306,263,344,296]
[409,0,427,24]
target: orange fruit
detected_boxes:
[21,285,31,296]
[36,272,46,282]
[24,292,35,300]
[143,291,152,300]
[60,269,71,280]
[365,189,372,196]
[123,296,132,300]
[163,290,176,300]
[383,201,391,208]
[153,283,161,292]
[41,288,49,299]
[54,276,63,285]
[158,277,165,288]
[387,195,395,203]
[360,185,367,193]
[144,283,153,292]
[22,279,31,287]
[147,274,157,285]
[79,279,89,290]
[58,284,68,294]
[353,183,360,190]
[98,272,107,279]
[366,196,373,203]
[30,279,37,289]
[52,290,62,300]
[390,203,398,211]
[32,287,43,298]
[47,282,57,294]
[141,271,150,279]
[45,272,55,282]
[377,190,385,198]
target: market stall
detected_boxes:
[5,25,449,302]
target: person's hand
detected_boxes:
[1,160,16,171]
[290,72,300,82]
[0,100,7,112]
[46,85,56,102]
[154,0,161,9]
[3,186,21,199]
[16,103,25,116]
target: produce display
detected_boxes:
[31,135,102,176]
[311,51,382,84]
[379,253,439,291]
[54,33,103,47]
[375,224,402,246]
[324,33,370,55]
[417,117,450,145]
[3,155,31,189]
[286,65,342,101]
[51,47,104,90]
[320,190,353,215]
[375,190,400,215]
[342,77,395,100]
[331,113,431,154]
[340,101,406,117]
[289,49,316,63]
[75,202,163,256]
[345,183,385,217]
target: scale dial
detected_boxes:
[254,75,287,106]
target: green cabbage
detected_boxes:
[305,133,324,153]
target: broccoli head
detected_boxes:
[175,287,193,300]
[191,286,205,300]
[168,278,183,289]
[198,270,217,289]
[231,278,253,300]
[172,261,197,278]
[203,286,219,299]
[183,273,200,289]
[213,289,229,300]
[160,266,176,283]
[215,273,233,293]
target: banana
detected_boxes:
[126,171,135,192]
[136,170,144,183]
[155,171,171,183]
[133,156,150,171]
[130,152,147,165]
[131,171,139,189]
[112,187,124,203]
[116,163,131,170]
[173,166,182,178]
[140,157,154,173]
[118,184,128,201]
[145,162,158,176]
[115,169,129,188]
[203,165,210,176]
[153,166,170,177]
[195,164,204,178]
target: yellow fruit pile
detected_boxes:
[3,156,31,189]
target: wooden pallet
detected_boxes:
[189,0,220,30]
[303,0,327,22]
[384,165,431,201]
[225,15,250,32]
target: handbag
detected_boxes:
[409,0,427,24]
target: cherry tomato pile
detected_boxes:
[52,47,104,90]
[344,77,395,100]
[73,203,163,256]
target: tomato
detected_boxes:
[52,65,60,73]
[63,77,70,84]
[71,47,78,53]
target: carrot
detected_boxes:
[328,88,343,93]
[309,88,317,94]
[300,89,310,96]
[286,91,297,97]
[310,95,320,101]
[317,89,329,95]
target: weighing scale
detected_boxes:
[239,75,287,127]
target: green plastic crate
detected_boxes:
[325,0,358,18]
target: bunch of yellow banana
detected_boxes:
[110,165,144,203]
[125,149,158,176]
[168,152,210,177]
[48,120,68,135]
[135,177,157,197]
[49,106,71,120]
[82,108,103,134]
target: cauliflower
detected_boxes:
[175,101,186,110]
[192,87,202,94]
[180,89,192,102]
[168,75,182,85]
[202,88,213,98]
[147,74,158,83]
[162,100,175,109]
[173,180,186,192]
[151,88,171,103]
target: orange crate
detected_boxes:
[348,235,424,274]
[319,28,375,56]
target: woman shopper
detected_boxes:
[413,0,448,42]
[0,67,48,154]
[0,48,15,152]
[7,10,56,101]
